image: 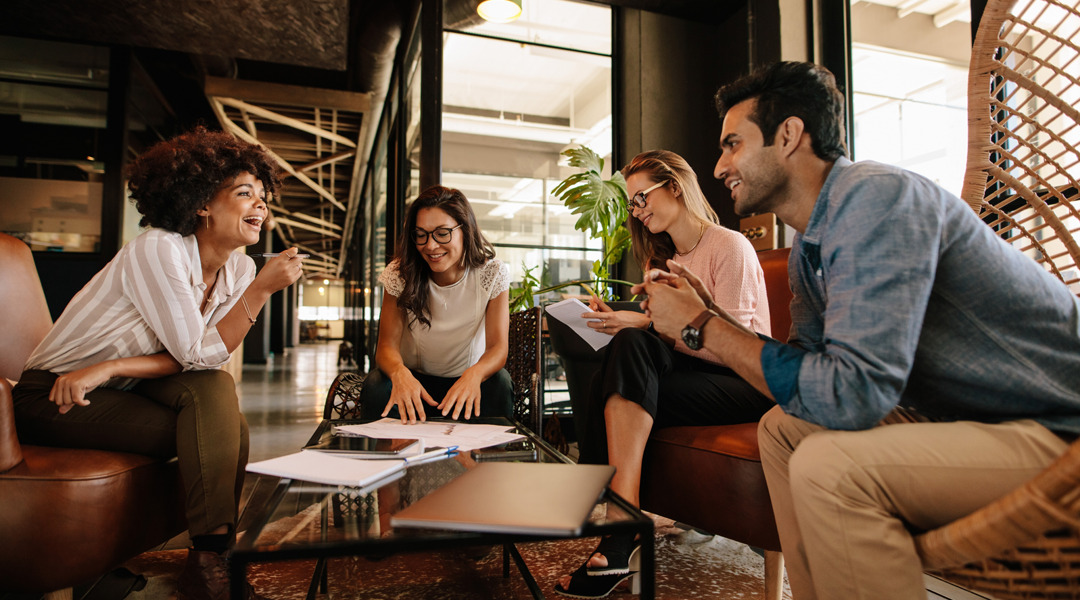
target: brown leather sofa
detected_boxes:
[0,233,186,596]
[640,246,792,600]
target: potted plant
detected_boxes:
[509,146,642,448]
[509,146,634,311]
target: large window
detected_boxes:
[850,1,972,197]
[440,0,613,292]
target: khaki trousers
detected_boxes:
[757,405,1069,600]
[13,369,249,537]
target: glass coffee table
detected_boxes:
[231,417,655,599]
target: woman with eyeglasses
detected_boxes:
[359,185,513,423]
[555,150,773,599]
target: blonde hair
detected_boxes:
[621,150,718,270]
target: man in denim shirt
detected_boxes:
[639,61,1080,599]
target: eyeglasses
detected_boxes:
[627,180,667,210]
[410,224,463,245]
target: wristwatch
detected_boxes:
[681,310,716,351]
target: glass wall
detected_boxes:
[852,45,968,195]
[849,1,972,196]
[441,0,613,296]
[0,36,109,252]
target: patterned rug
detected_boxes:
[122,513,791,600]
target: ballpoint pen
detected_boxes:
[253,253,310,258]
[403,446,459,466]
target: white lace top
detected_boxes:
[379,258,510,377]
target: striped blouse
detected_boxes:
[25,228,256,389]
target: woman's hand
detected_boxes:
[253,248,305,295]
[384,368,437,424]
[49,363,112,414]
[582,296,652,336]
[438,368,484,420]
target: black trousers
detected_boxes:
[358,367,514,420]
[579,327,774,465]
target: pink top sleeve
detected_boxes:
[672,225,771,366]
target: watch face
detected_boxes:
[681,325,702,350]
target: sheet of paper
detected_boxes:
[544,297,613,351]
[246,451,406,487]
[333,418,525,451]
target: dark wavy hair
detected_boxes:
[126,126,280,235]
[715,61,848,162]
[622,150,718,270]
[394,185,495,327]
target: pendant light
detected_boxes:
[477,0,522,23]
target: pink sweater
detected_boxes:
[671,225,771,366]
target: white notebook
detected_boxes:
[246,451,406,487]
[391,462,615,536]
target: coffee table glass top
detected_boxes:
[235,418,647,555]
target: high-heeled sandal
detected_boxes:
[586,533,641,576]
[554,563,640,599]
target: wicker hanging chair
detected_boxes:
[914,0,1080,596]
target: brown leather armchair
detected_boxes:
[0,233,186,596]
[640,246,792,600]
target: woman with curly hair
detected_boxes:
[359,185,513,423]
[12,126,303,600]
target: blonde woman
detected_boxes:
[556,150,773,598]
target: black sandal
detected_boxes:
[554,564,638,599]
[586,533,641,576]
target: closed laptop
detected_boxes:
[391,462,615,536]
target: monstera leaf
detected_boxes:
[552,147,629,240]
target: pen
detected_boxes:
[253,253,310,258]
[403,446,459,466]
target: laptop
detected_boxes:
[390,462,615,536]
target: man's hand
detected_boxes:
[641,276,710,340]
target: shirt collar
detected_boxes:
[182,233,233,301]
[800,156,852,246]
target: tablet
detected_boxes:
[303,436,422,457]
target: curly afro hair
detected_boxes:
[127,126,281,236]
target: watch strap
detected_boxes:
[689,309,715,332]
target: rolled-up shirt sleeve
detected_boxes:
[773,172,944,430]
[121,234,231,370]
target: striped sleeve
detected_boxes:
[120,234,230,370]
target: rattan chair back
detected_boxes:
[915,0,1080,596]
[507,306,543,434]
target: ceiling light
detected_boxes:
[477,0,522,23]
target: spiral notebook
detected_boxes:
[390,462,614,536]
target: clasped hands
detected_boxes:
[632,259,724,340]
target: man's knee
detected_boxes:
[787,432,860,504]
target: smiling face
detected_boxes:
[625,173,682,235]
[414,207,465,284]
[714,99,787,217]
[201,172,267,247]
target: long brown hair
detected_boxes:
[393,185,495,327]
[621,150,718,270]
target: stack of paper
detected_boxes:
[545,298,612,351]
[334,418,525,452]
[246,451,406,487]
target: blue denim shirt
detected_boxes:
[760,158,1080,433]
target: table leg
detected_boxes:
[507,543,546,599]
